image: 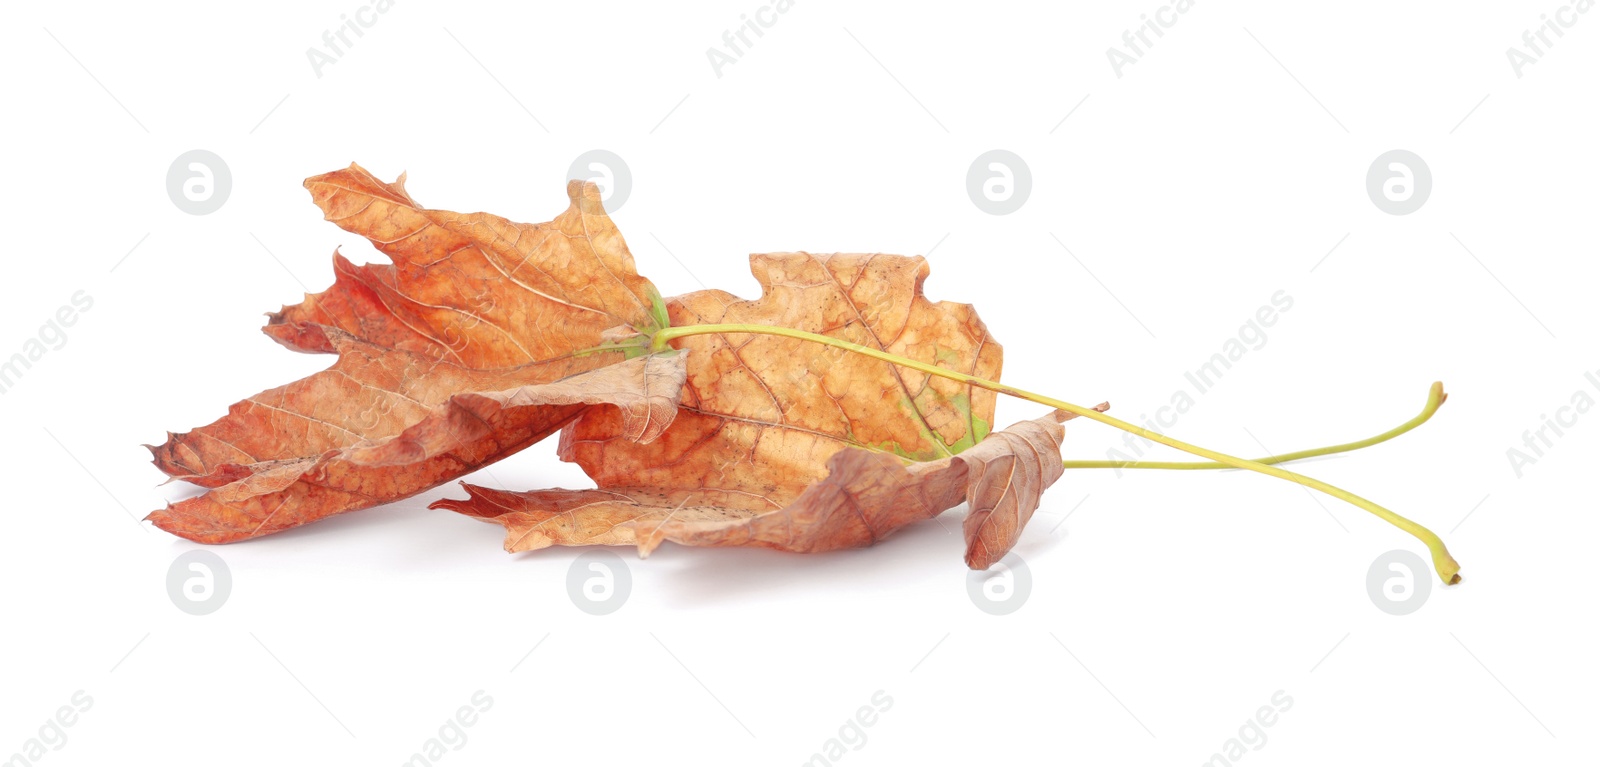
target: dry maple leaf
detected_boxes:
[147,164,679,542]
[435,407,1106,568]
[432,251,1082,567]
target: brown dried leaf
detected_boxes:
[435,409,1091,568]
[147,164,670,542]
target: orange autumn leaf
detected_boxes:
[147,164,678,542]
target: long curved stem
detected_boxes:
[651,323,1461,584]
[1063,382,1447,471]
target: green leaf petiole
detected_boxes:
[1062,382,1447,471]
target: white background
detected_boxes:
[2,1,1595,764]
